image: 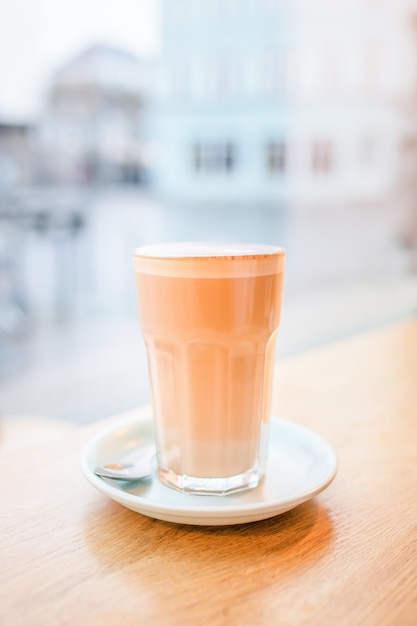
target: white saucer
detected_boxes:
[81,414,337,526]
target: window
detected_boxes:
[363,42,381,96]
[361,134,378,169]
[209,54,240,98]
[168,59,189,98]
[263,50,288,96]
[400,135,417,182]
[312,140,334,174]
[322,45,339,96]
[193,142,236,174]
[266,141,287,174]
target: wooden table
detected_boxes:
[2,319,417,625]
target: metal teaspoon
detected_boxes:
[94,445,155,481]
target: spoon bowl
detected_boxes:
[94,445,155,481]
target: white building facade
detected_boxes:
[151,0,417,208]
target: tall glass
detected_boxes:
[133,242,285,495]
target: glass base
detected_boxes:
[158,465,263,496]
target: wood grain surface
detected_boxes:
[1,319,417,626]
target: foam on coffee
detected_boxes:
[133,242,285,278]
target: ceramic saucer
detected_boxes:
[80,413,337,526]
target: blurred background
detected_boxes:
[1,0,417,424]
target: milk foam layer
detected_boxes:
[133,242,285,278]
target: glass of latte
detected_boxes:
[133,242,285,495]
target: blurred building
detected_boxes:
[36,43,154,186]
[152,0,417,208]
